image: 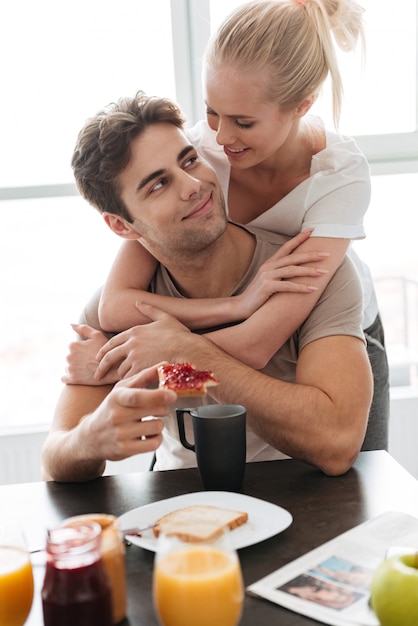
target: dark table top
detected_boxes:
[3,450,418,625]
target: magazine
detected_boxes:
[247,510,418,626]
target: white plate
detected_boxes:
[118,491,292,551]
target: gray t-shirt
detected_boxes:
[81,225,364,469]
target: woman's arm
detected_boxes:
[94,236,350,381]
[99,231,328,332]
[99,241,158,332]
[206,236,351,369]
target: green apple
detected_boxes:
[370,553,418,626]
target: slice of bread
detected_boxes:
[153,504,248,542]
[157,362,219,397]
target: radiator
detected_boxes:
[0,430,153,485]
[1,393,417,485]
[388,388,418,479]
[0,430,47,485]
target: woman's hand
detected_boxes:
[62,323,121,385]
[233,230,330,319]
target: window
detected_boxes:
[314,0,417,136]
[0,195,121,430]
[1,0,417,433]
[354,172,418,387]
[0,0,176,431]
[1,0,176,189]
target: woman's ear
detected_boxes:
[295,93,317,118]
[103,212,140,240]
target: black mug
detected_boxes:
[176,404,246,492]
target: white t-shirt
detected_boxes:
[186,118,378,329]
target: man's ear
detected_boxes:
[295,93,317,118]
[103,212,141,240]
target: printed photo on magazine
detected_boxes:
[247,511,418,626]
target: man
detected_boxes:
[41,92,372,482]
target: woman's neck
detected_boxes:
[228,119,326,223]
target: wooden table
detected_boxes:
[3,450,418,625]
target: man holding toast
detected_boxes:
[41,92,372,482]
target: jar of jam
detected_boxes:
[41,521,112,626]
[63,514,127,624]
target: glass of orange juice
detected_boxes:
[153,528,244,626]
[0,526,34,626]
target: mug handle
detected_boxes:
[176,408,195,451]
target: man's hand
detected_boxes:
[94,306,192,381]
[82,365,177,461]
[42,363,178,482]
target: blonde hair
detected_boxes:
[205,0,365,128]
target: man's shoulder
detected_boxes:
[297,255,365,350]
[331,255,362,291]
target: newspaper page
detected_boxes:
[247,510,418,626]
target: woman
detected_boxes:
[95,0,389,450]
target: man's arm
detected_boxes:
[41,366,177,482]
[115,304,372,476]
[206,334,372,475]
[57,308,371,476]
